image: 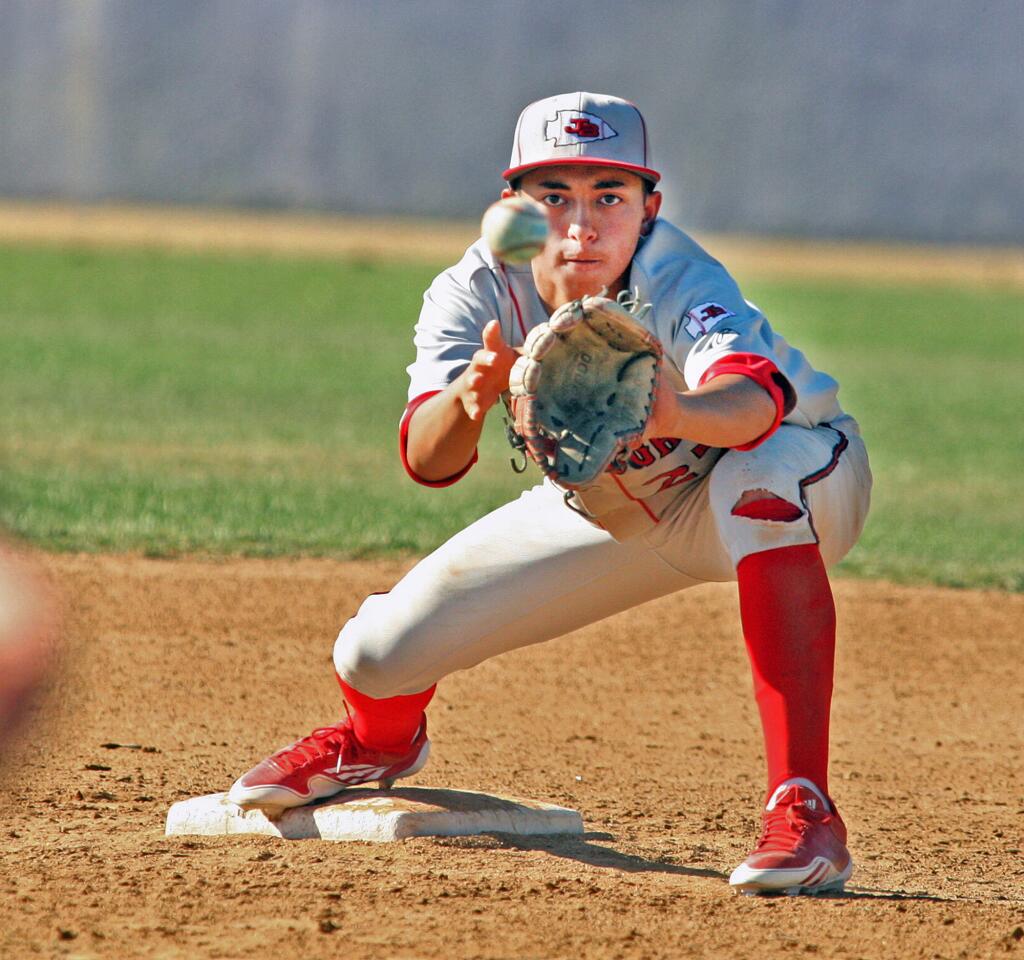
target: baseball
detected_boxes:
[481,196,549,263]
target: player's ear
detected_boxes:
[641,190,662,235]
[500,186,515,199]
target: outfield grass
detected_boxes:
[743,281,1024,591]
[1,244,1021,590]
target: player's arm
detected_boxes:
[405,320,518,482]
[648,371,778,450]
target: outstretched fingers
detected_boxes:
[461,321,518,421]
[481,318,503,352]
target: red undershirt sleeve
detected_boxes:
[398,390,479,487]
[698,353,796,451]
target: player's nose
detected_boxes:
[566,204,597,243]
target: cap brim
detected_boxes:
[502,157,661,185]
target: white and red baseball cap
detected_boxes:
[503,92,660,185]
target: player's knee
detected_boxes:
[730,488,804,523]
[333,627,402,698]
[332,596,425,698]
[710,451,804,524]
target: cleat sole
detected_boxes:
[731,859,853,897]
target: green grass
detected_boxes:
[741,280,1024,591]
[0,245,535,556]
[1,243,1021,590]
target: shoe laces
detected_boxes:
[272,722,354,772]
[755,792,832,853]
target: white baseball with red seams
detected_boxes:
[480,196,549,264]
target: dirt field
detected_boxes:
[1,553,1021,959]
[1,205,1021,956]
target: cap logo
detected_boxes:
[565,117,601,138]
[545,110,618,147]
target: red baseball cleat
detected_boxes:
[227,714,430,813]
[729,779,853,896]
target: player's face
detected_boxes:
[506,166,661,311]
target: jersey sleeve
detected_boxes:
[632,221,843,434]
[654,257,842,438]
[679,307,843,437]
[400,245,504,487]
[406,249,504,401]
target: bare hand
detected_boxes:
[459,320,519,422]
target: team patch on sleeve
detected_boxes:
[684,302,736,339]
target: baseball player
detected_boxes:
[229,92,871,896]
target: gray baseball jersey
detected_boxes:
[405,218,856,539]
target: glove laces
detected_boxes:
[615,287,653,322]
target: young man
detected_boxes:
[229,92,871,896]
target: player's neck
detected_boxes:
[533,271,628,314]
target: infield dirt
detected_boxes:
[2,204,1022,956]
[1,553,1021,959]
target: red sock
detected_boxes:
[736,543,835,801]
[337,676,436,754]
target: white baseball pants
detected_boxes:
[334,418,870,697]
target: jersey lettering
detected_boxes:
[644,464,698,492]
[608,437,711,488]
[629,445,656,468]
[608,437,688,475]
[650,437,681,457]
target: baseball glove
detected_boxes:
[507,291,662,489]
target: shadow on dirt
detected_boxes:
[838,887,977,903]
[431,831,729,879]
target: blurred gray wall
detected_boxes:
[1,0,1021,244]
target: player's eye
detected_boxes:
[541,194,566,207]
[598,194,623,206]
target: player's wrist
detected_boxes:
[648,378,687,438]
[453,377,483,421]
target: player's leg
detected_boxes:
[229,480,700,810]
[333,482,700,695]
[707,418,871,894]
